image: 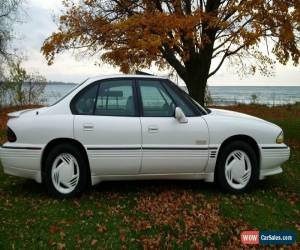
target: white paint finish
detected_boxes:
[8,114,74,145]
[3,166,42,183]
[74,115,142,175]
[0,75,290,189]
[0,147,41,171]
[140,117,209,173]
[260,167,283,180]
[203,109,282,145]
[260,147,290,169]
[91,172,214,185]
[88,149,142,175]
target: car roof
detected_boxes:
[87,74,168,82]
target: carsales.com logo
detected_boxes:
[241,231,296,245]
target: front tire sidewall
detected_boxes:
[216,141,259,194]
[44,144,88,198]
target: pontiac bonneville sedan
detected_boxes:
[0,75,290,198]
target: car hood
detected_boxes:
[208,108,271,124]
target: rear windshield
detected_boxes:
[50,79,88,106]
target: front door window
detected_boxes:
[139,80,176,117]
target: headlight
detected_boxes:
[276,131,284,144]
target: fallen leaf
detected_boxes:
[57,243,65,250]
[91,239,98,246]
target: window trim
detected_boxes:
[70,78,139,117]
[70,76,207,117]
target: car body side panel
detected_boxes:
[140,117,209,174]
[73,116,142,175]
[202,111,289,174]
[7,114,74,146]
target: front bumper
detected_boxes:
[259,145,290,180]
[0,145,42,183]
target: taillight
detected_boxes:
[7,127,17,142]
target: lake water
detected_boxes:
[44,83,300,106]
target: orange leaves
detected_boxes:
[41,0,300,87]
[133,191,222,240]
[96,224,107,233]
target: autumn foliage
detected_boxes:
[42,0,300,104]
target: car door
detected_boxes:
[138,79,209,174]
[73,79,142,175]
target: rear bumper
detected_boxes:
[0,145,42,183]
[259,145,290,180]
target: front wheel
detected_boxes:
[44,143,88,198]
[215,141,259,193]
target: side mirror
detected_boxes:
[175,107,188,123]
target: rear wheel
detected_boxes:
[44,143,88,198]
[215,141,259,193]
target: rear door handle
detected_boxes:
[83,123,94,131]
[148,126,159,133]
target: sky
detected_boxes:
[11,0,300,85]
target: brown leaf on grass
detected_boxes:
[4,199,13,208]
[120,230,126,242]
[73,200,80,208]
[109,206,123,216]
[134,191,222,241]
[48,239,56,246]
[96,224,107,233]
[85,209,94,217]
[134,220,152,231]
[91,239,98,246]
[58,219,73,226]
[221,219,256,250]
[192,239,203,250]
[49,225,62,234]
[57,243,65,250]
[140,235,161,250]
[276,190,300,206]
[60,231,66,240]
[75,234,83,246]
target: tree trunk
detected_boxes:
[182,42,215,106]
[183,56,211,106]
[185,74,207,106]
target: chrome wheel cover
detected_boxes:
[51,153,80,194]
[225,150,252,189]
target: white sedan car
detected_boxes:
[0,75,290,198]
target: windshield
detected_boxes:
[50,78,89,106]
[169,81,208,115]
[189,97,211,114]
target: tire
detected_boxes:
[43,143,88,198]
[215,140,259,194]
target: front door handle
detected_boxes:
[83,123,94,131]
[148,126,159,133]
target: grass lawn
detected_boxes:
[0,104,299,249]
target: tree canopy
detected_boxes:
[0,0,22,59]
[42,0,300,104]
[0,0,23,80]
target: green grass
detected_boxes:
[0,105,299,249]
